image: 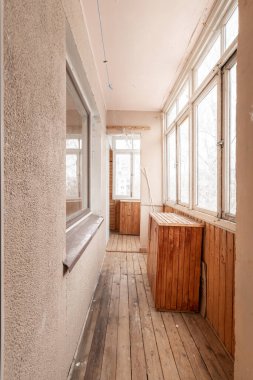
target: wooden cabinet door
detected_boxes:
[119,201,140,235]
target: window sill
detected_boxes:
[64,214,104,272]
[164,201,236,233]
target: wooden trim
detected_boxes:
[164,204,235,358]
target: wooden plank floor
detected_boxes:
[106,233,140,253]
[70,250,234,380]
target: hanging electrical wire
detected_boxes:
[96,0,113,90]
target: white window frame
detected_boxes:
[163,0,238,230]
[112,135,141,200]
[222,54,237,222]
[177,114,191,207]
[193,78,220,217]
[66,68,90,223]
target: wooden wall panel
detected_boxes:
[109,150,119,231]
[164,205,235,358]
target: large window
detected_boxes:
[224,58,237,218]
[165,2,238,222]
[195,84,218,212]
[66,72,89,221]
[113,135,140,199]
[167,129,177,202]
[178,117,190,205]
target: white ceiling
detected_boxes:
[82,0,215,111]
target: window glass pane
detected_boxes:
[66,84,88,220]
[225,7,239,49]
[167,102,177,127]
[196,85,217,212]
[228,63,237,215]
[179,118,190,204]
[115,153,131,197]
[196,36,221,87]
[178,82,189,113]
[66,154,80,198]
[167,129,177,202]
[132,153,141,198]
[115,138,132,150]
[133,138,141,150]
[66,138,81,149]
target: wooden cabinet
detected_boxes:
[119,201,140,235]
[147,212,204,312]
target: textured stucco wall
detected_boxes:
[4,1,106,379]
[107,110,163,250]
[235,1,253,378]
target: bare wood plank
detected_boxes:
[138,255,180,380]
[127,254,147,380]
[100,253,121,380]
[162,313,196,380]
[172,313,211,380]
[133,252,142,275]
[126,235,131,252]
[182,313,228,380]
[83,257,115,380]
[225,232,234,356]
[176,227,186,310]
[71,255,112,380]
[156,226,165,309]
[111,233,118,252]
[165,227,173,309]
[182,228,191,311]
[193,314,233,380]
[171,227,180,310]
[193,228,203,312]
[213,227,221,332]
[218,229,226,343]
[135,274,164,380]
[116,253,131,380]
[207,224,215,326]
[188,228,197,311]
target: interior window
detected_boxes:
[66,73,89,221]
[113,135,141,199]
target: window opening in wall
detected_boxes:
[66,72,89,222]
[113,135,140,200]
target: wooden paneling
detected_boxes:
[147,213,204,312]
[109,150,120,231]
[164,205,235,358]
[119,201,140,235]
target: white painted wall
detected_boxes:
[107,110,163,250]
